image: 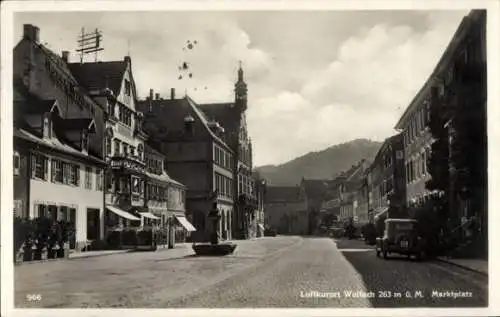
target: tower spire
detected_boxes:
[234,60,247,111]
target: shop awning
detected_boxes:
[139,212,161,220]
[258,224,265,231]
[107,205,140,221]
[374,207,389,219]
[174,215,197,232]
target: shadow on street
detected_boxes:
[334,240,488,308]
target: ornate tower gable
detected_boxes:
[234,61,248,112]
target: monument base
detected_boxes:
[192,242,237,256]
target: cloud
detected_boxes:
[13,10,468,166]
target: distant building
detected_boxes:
[300,178,331,234]
[264,186,308,235]
[253,172,267,237]
[365,133,406,222]
[13,24,107,251]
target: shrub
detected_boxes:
[13,217,36,257]
[121,228,138,246]
[106,230,122,249]
[90,239,110,251]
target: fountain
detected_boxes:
[192,191,237,256]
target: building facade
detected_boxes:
[264,186,308,235]
[252,172,267,238]
[137,91,233,242]
[197,65,256,240]
[144,144,191,246]
[13,24,107,250]
[366,133,406,221]
[68,56,151,230]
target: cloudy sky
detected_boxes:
[14,10,467,166]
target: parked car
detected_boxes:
[376,218,426,260]
[264,228,277,237]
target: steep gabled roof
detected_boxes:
[197,102,238,138]
[58,118,96,133]
[186,96,233,152]
[68,61,127,96]
[136,96,233,153]
[144,143,164,158]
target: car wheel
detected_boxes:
[407,254,411,259]
[416,251,423,261]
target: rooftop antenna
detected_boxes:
[77,27,104,63]
[127,39,131,56]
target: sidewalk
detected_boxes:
[436,256,488,276]
[69,242,193,260]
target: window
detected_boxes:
[70,164,80,186]
[130,146,135,157]
[14,152,20,176]
[123,143,128,156]
[114,139,120,156]
[31,153,48,180]
[85,166,93,189]
[131,176,140,194]
[51,159,63,183]
[125,79,131,96]
[106,137,112,156]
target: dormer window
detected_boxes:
[184,114,195,134]
[81,130,89,152]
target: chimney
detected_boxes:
[61,51,70,63]
[23,24,40,43]
[124,56,131,65]
[171,88,175,100]
[149,89,154,100]
[155,93,160,100]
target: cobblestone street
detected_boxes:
[15,236,487,308]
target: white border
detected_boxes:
[1,1,499,317]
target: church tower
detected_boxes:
[234,61,247,112]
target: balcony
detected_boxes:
[106,191,144,207]
[110,154,146,173]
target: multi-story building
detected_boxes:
[13,24,107,250]
[137,89,234,242]
[395,11,486,232]
[196,64,256,240]
[353,172,370,225]
[405,11,486,255]
[366,133,406,221]
[337,160,369,224]
[144,144,191,246]
[67,55,151,231]
[264,186,308,235]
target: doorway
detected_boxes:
[87,208,101,241]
